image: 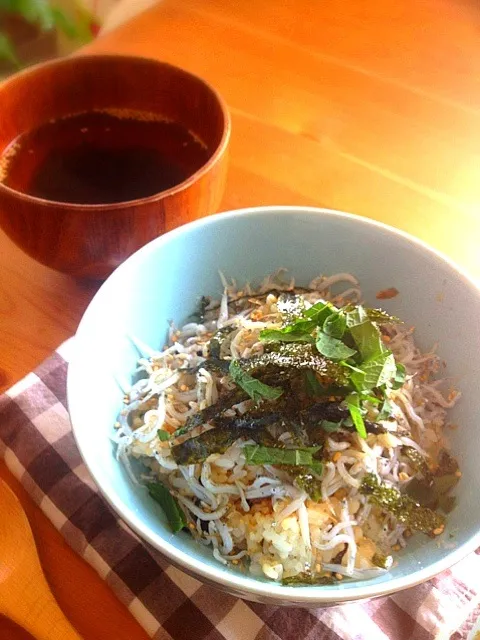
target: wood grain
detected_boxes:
[0,0,479,637]
[0,462,149,640]
[0,479,81,639]
[0,55,229,278]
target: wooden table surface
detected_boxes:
[1,0,479,637]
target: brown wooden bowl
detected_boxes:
[0,55,230,279]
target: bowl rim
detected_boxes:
[0,54,231,212]
[68,205,480,603]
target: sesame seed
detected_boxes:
[455,470,462,477]
[392,544,401,552]
[433,525,445,536]
[332,452,342,463]
[335,573,343,580]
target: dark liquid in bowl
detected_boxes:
[0,111,211,204]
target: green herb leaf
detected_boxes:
[377,352,397,386]
[16,0,55,30]
[0,34,20,67]
[303,300,335,325]
[316,332,357,361]
[345,305,368,329]
[310,459,324,474]
[157,429,170,442]
[229,359,284,403]
[323,312,346,338]
[377,397,394,420]
[50,6,80,38]
[350,351,396,391]
[344,393,367,438]
[304,370,323,397]
[321,420,343,433]
[243,444,322,472]
[260,301,337,344]
[392,363,406,389]
[350,322,384,361]
[347,367,366,392]
[146,482,187,533]
[346,306,384,361]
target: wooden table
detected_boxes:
[1,0,479,637]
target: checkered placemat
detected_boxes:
[1,341,479,640]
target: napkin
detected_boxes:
[0,340,479,640]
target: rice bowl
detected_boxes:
[115,270,459,586]
[68,206,480,605]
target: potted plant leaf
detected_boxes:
[0,0,94,74]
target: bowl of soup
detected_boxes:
[0,55,230,279]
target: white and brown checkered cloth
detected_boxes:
[1,341,480,640]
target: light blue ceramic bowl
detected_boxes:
[68,206,480,605]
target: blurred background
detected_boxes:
[0,0,156,75]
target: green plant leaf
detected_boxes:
[392,363,406,389]
[350,351,396,391]
[50,6,79,38]
[146,482,187,533]
[229,359,283,403]
[243,444,322,473]
[377,396,395,421]
[323,312,346,339]
[316,331,357,361]
[303,300,335,325]
[321,420,344,433]
[344,393,367,438]
[3,1,92,42]
[345,305,368,329]
[0,33,20,67]
[15,0,55,30]
[345,305,386,361]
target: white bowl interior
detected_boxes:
[68,207,480,604]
